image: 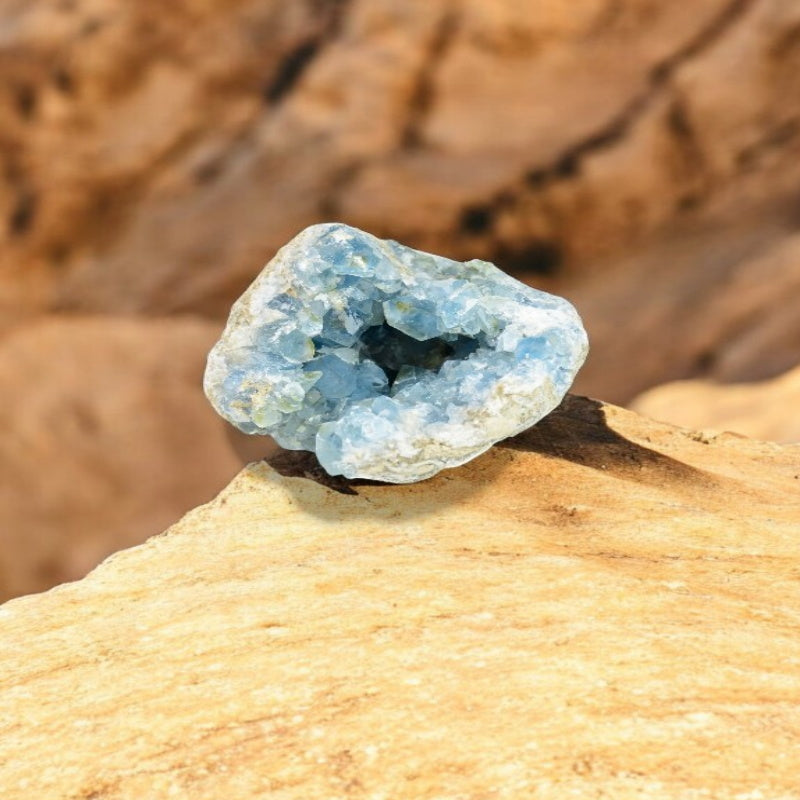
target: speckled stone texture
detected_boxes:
[204,223,588,482]
[2,397,800,800]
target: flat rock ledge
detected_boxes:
[2,396,799,800]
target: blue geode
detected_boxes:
[204,223,588,482]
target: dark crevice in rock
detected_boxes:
[264,40,321,105]
[263,0,352,106]
[666,99,694,141]
[496,241,563,277]
[693,349,718,373]
[460,205,495,235]
[320,5,458,219]
[8,190,37,236]
[14,83,37,120]
[666,98,710,207]
[529,0,755,188]
[736,118,800,171]
[666,99,705,168]
[52,66,75,94]
[655,0,756,71]
[401,7,459,148]
[476,0,757,238]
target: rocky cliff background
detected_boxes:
[1,0,799,600]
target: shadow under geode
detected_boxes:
[260,394,717,522]
[501,394,717,491]
[262,439,511,521]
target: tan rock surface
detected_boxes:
[572,213,800,402]
[632,364,800,443]
[1,0,799,395]
[2,395,799,799]
[0,315,273,602]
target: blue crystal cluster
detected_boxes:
[204,223,588,482]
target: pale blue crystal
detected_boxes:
[204,223,589,483]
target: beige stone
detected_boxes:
[632,364,800,443]
[1,395,799,798]
[572,215,800,402]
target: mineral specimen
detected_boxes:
[204,223,588,483]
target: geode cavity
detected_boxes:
[204,223,588,483]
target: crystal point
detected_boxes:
[204,223,589,482]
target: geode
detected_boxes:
[204,223,588,483]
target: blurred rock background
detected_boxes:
[1,0,798,600]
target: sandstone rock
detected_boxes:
[1,395,799,798]
[632,364,800,443]
[0,315,274,602]
[1,0,799,398]
[572,212,800,402]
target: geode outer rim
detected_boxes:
[204,223,589,483]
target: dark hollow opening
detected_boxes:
[358,323,479,387]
